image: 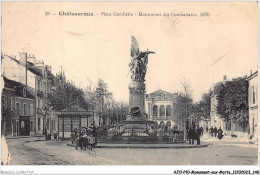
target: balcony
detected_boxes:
[37,108,42,114]
[37,90,44,97]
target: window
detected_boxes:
[24,103,27,115]
[252,86,256,104]
[38,80,41,91]
[30,121,33,131]
[11,97,15,111]
[166,105,171,116]
[28,104,30,115]
[160,105,165,116]
[2,95,7,109]
[23,87,26,97]
[38,98,40,107]
[44,82,47,95]
[153,105,158,116]
[16,103,20,115]
[38,118,41,130]
[30,104,34,115]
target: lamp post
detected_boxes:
[43,106,48,141]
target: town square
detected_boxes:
[0,1,259,174]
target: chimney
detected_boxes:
[27,54,36,63]
[19,52,27,66]
[19,52,28,96]
[46,65,52,72]
[250,70,252,75]
[223,75,227,85]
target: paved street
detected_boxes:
[3,135,258,165]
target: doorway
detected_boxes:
[19,116,30,136]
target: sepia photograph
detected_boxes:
[0,1,259,174]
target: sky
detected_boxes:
[2,2,258,103]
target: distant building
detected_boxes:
[210,82,226,130]
[145,90,179,127]
[247,70,258,142]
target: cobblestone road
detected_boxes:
[4,136,258,165]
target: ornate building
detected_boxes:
[145,90,178,127]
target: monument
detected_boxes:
[123,36,155,134]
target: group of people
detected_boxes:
[188,126,204,145]
[70,124,98,151]
[208,126,223,140]
[148,124,180,143]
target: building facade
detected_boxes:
[1,76,36,136]
[247,71,258,142]
[210,91,226,130]
[1,52,58,136]
[145,90,178,127]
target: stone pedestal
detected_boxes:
[123,120,148,133]
[121,80,149,134]
[128,80,145,114]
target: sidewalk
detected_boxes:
[4,135,44,140]
[67,142,210,149]
[201,134,253,144]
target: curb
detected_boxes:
[66,143,210,149]
[249,141,258,145]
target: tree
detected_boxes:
[48,81,89,111]
[94,78,112,128]
[173,78,194,140]
[199,91,211,119]
[217,77,249,131]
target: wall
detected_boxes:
[248,73,258,140]
[2,55,26,84]
[1,88,16,136]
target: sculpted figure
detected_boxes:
[129,36,155,81]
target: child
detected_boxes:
[88,133,96,151]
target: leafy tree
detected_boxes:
[217,77,249,131]
[48,81,88,111]
[198,91,211,119]
[84,78,129,128]
[94,78,112,127]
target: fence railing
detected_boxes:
[96,129,184,143]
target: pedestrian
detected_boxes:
[70,131,75,144]
[188,125,196,144]
[92,123,97,137]
[88,133,96,151]
[196,126,201,145]
[217,127,223,140]
[79,133,83,150]
[200,127,204,138]
[82,134,89,151]
[213,127,218,137]
[75,134,79,150]
[173,126,179,144]
[206,126,208,133]
[209,126,214,137]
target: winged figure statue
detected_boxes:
[129,36,155,81]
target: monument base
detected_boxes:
[123,120,148,134]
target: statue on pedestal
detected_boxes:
[129,36,155,81]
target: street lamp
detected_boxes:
[43,106,48,141]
